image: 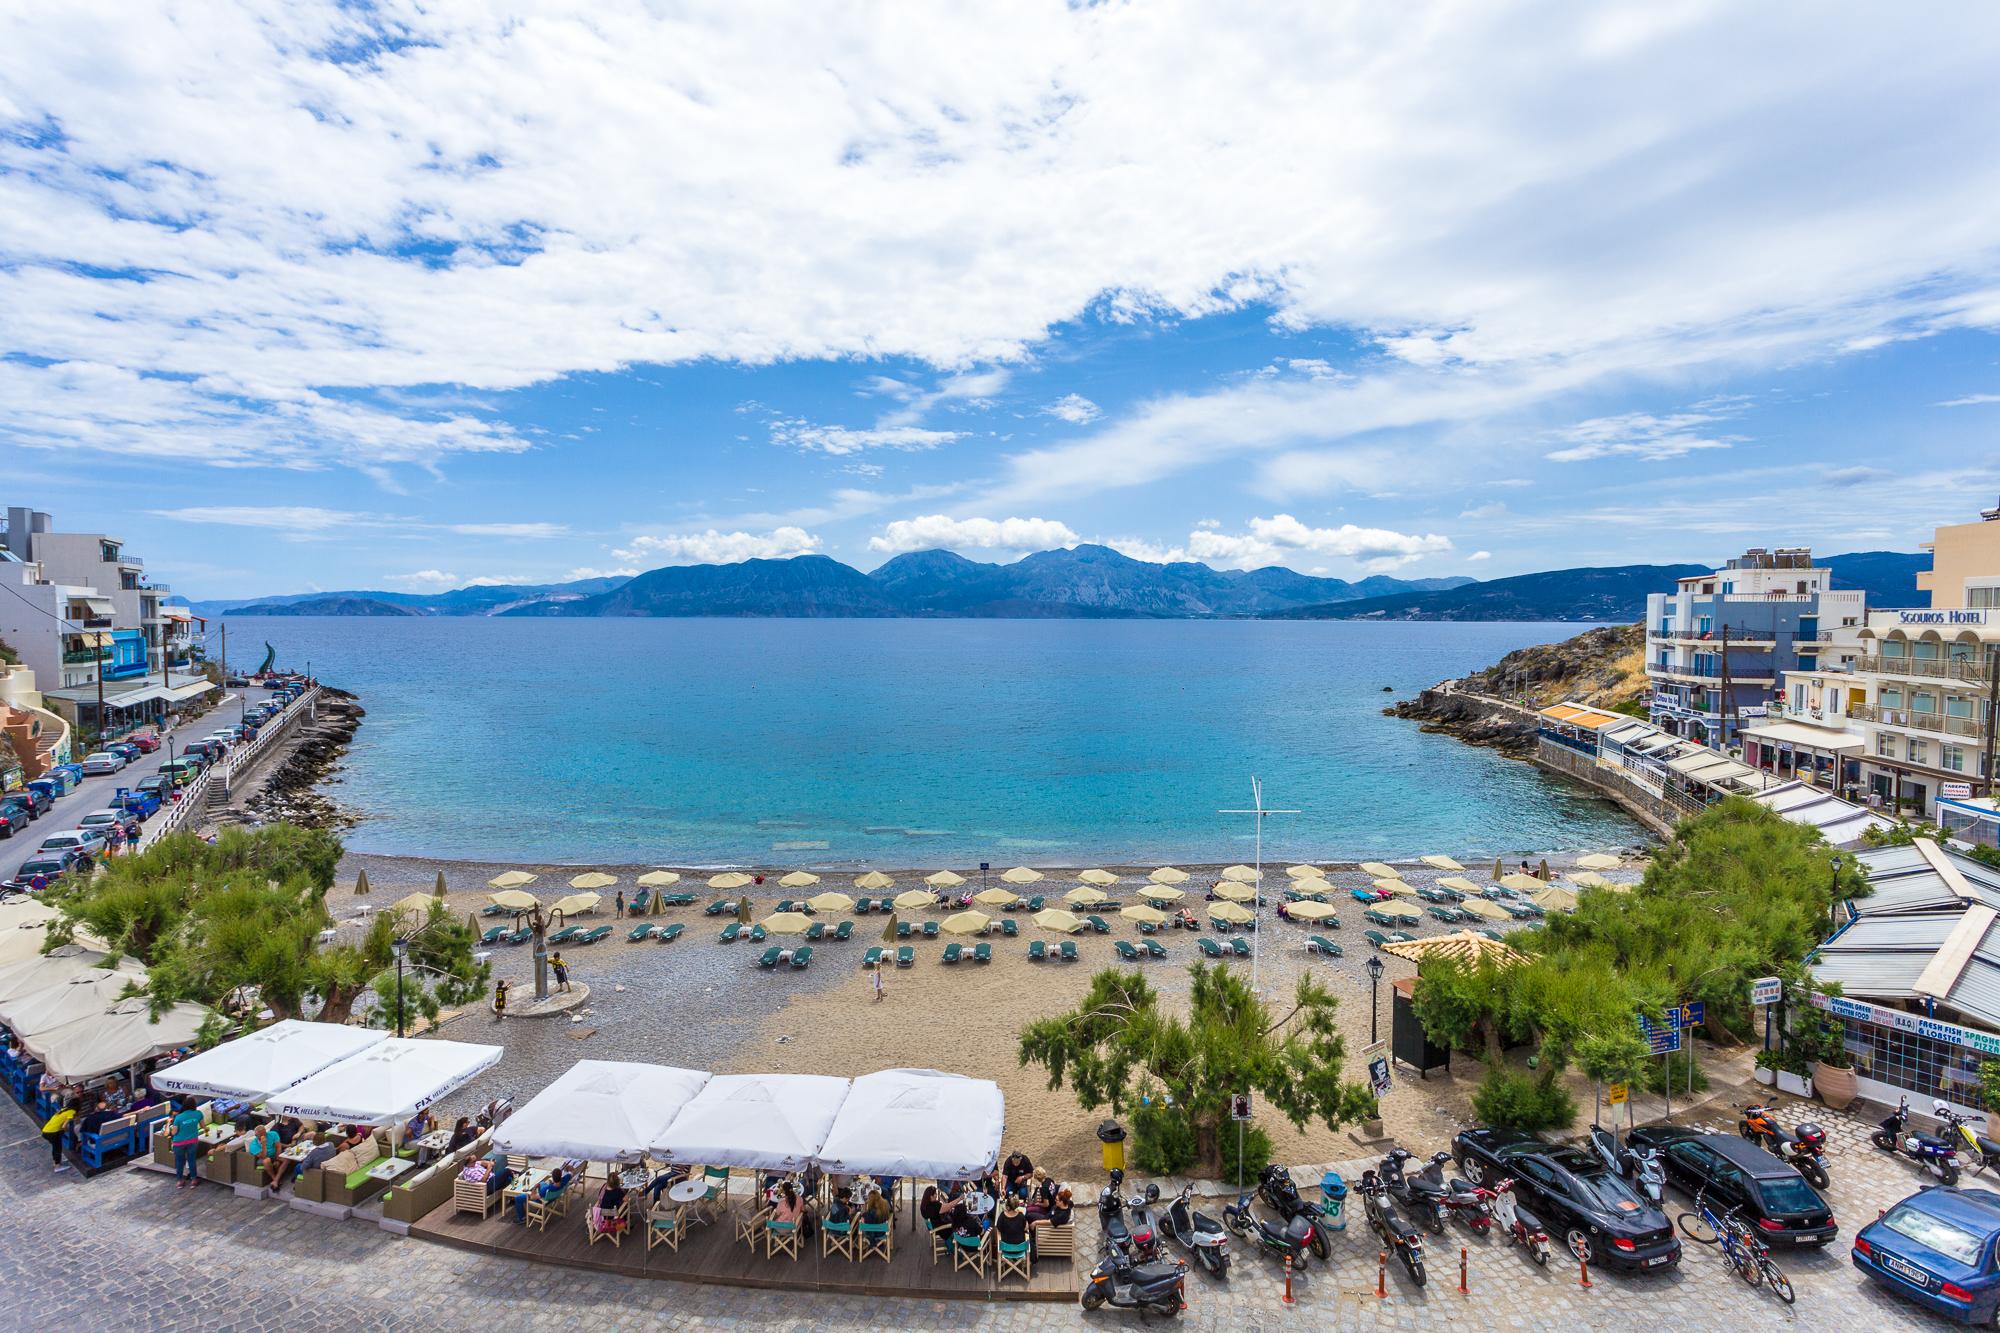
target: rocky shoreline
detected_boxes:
[1384,622,1645,756]
[1386,683,1541,754]
[225,687,365,832]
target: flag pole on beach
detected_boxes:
[1221,777,1296,996]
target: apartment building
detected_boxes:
[1643,547,1866,749]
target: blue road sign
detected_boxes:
[1669,1001,1705,1028]
[1638,1014,1684,1054]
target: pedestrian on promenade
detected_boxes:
[551,953,570,993]
[169,1099,204,1188]
[492,979,508,1020]
[42,1100,76,1174]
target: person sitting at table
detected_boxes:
[644,1163,689,1205]
[446,1116,478,1154]
[293,1137,340,1183]
[337,1124,369,1152]
[592,1176,630,1236]
[512,1164,572,1223]
[919,1184,947,1235]
[272,1116,303,1147]
[1030,1186,1073,1233]
[1002,1148,1034,1198]
[863,1186,893,1226]
[948,1189,977,1237]
[824,1187,852,1227]
[403,1107,433,1144]
[77,1096,118,1140]
[1030,1169,1058,1213]
[996,1195,1030,1251]
[770,1180,805,1227]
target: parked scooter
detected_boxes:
[1255,1164,1334,1259]
[1934,1101,2000,1177]
[1098,1169,1162,1262]
[1589,1124,1665,1204]
[1222,1193,1315,1270]
[1378,1148,1448,1235]
[1414,1149,1493,1233]
[1740,1104,1832,1188]
[1357,1169,1428,1287]
[1870,1096,1962,1185]
[1488,1178,1552,1267]
[1081,1248,1187,1316]
[1161,1184,1230,1278]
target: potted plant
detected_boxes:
[1791,976,1858,1109]
[1771,1046,1814,1099]
[1752,1048,1781,1087]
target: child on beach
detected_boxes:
[492,978,508,1020]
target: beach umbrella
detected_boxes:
[637,870,681,887]
[552,892,603,917]
[779,871,820,889]
[1289,900,1339,922]
[433,871,447,900]
[1498,873,1544,892]
[1285,865,1323,880]
[352,869,372,896]
[941,911,991,936]
[1373,878,1418,897]
[1438,876,1482,896]
[709,872,754,890]
[489,871,536,890]
[1566,871,1612,889]
[1212,882,1256,903]
[1458,897,1510,922]
[487,889,537,911]
[1063,887,1109,907]
[1576,853,1623,871]
[390,892,436,922]
[1359,862,1398,879]
[1421,855,1465,872]
[1142,886,1185,902]
[1220,865,1260,882]
[570,872,619,890]
[881,912,899,944]
[736,898,753,924]
[1537,858,1552,881]
[1207,901,1255,924]
[759,911,813,935]
[806,891,854,913]
[893,890,937,911]
[1149,867,1190,885]
[1530,886,1578,914]
[1120,905,1168,926]
[1000,867,1043,885]
[1291,877,1335,897]
[925,870,967,888]
[466,912,479,933]
[854,870,894,890]
[1032,909,1086,933]
[973,888,1018,908]
[1371,899,1423,921]
[1078,869,1119,886]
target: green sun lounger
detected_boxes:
[941,942,963,964]
[719,922,742,943]
[1143,939,1167,960]
[896,945,915,967]
[478,925,508,945]
[855,897,874,914]
[805,922,825,941]
[1025,896,1045,912]
[833,921,853,941]
[1088,915,1111,934]
[1310,935,1345,958]
[896,921,912,939]
[862,946,884,968]
[656,922,684,942]
[1028,940,1047,961]
[973,942,992,964]
[757,946,782,969]
[1198,937,1224,959]
[575,925,612,945]
[704,900,729,915]
[791,946,812,969]
[774,900,794,913]
[505,927,532,945]
[1229,937,1250,957]
[749,924,767,943]
[999,918,1018,937]
[922,921,940,939]
[479,903,509,917]
[1115,940,1140,961]
[547,925,583,945]
[627,923,656,942]
[1059,940,1078,962]
[1479,928,1506,942]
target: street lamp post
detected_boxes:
[1366,954,1385,1045]
[1828,855,1842,931]
[391,938,408,1039]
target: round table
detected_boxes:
[965,1192,995,1217]
[668,1179,708,1206]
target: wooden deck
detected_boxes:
[410,1196,1085,1302]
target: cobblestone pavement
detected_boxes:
[0,1092,1964,1331]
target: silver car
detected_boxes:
[37,830,105,856]
[80,751,124,775]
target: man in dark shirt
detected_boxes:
[1002,1149,1034,1198]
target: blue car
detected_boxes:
[110,787,161,819]
[1855,1186,2000,1324]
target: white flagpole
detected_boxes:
[1221,777,1297,995]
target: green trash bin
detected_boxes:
[1097,1118,1127,1173]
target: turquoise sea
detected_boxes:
[223,617,1642,866]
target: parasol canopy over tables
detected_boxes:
[549,893,601,917]
[1285,865,1323,879]
[941,911,991,936]
[30,997,213,1083]
[973,888,1018,908]
[1149,867,1189,884]
[1000,867,1043,885]
[569,872,619,890]
[1359,862,1398,879]
[710,872,755,891]
[486,889,538,911]
[1457,897,1511,922]
[1063,887,1109,907]
[1078,869,1119,886]
[854,871,895,891]
[1289,900,1339,921]
[1211,882,1256,903]
[390,892,439,922]
[1373,878,1418,897]
[1120,905,1167,926]
[893,890,937,911]
[1141,885,1185,902]
[1368,899,1423,921]
[759,912,813,935]
[806,891,855,913]
[150,1020,388,1101]
[1207,900,1255,924]
[1421,855,1466,872]
[1530,886,1579,914]
[637,870,681,887]
[1032,909,1087,933]
[816,1068,1004,1181]
[1498,873,1545,892]
[488,871,537,890]
[1567,871,1614,889]
[1437,876,1483,897]
[0,969,146,1039]
[1220,865,1261,882]
[1576,853,1624,871]
[779,871,820,889]
[497,1060,709,1164]
[271,1038,504,1124]
[648,1072,850,1172]
[925,871,967,888]
[1290,877,1335,897]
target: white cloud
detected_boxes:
[612,527,820,566]
[1939,393,2000,407]
[148,507,563,538]
[1468,550,1492,561]
[384,569,460,591]
[1044,393,1102,424]
[446,522,568,539]
[770,421,961,455]
[1186,515,1452,572]
[1104,537,1189,564]
[564,566,639,582]
[1544,409,1741,463]
[1459,502,1509,519]
[868,515,1080,554]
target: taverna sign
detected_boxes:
[1898,609,1988,626]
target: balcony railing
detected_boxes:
[1857,654,1995,685]
[61,647,110,664]
[1646,625,1782,645]
[1848,702,1985,737]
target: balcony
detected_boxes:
[1649,666,1776,686]
[1857,654,1994,685]
[61,647,110,665]
[1849,702,1984,737]
[1645,625,1780,647]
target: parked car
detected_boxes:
[110,787,161,819]
[6,786,50,817]
[159,759,204,784]
[78,809,140,839]
[1627,1125,1838,1247]
[133,774,171,799]
[179,742,218,765]
[128,733,160,753]
[80,751,125,775]
[0,796,42,827]
[27,778,65,806]
[1855,1186,2000,1325]
[0,808,23,840]
[107,742,143,764]
[1453,1127,1681,1272]
[37,829,105,859]
[9,852,80,886]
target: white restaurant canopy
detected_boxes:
[816,1068,1004,1181]
[0,944,116,1004]
[649,1073,850,1172]
[495,1060,709,1164]
[28,997,213,1082]
[270,1038,503,1124]
[0,968,144,1039]
[149,1019,390,1101]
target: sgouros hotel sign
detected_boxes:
[1897,609,1989,625]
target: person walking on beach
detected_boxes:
[551,953,571,993]
[871,961,885,1003]
[492,978,508,1021]
[615,889,625,917]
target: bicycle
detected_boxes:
[1676,1191,1795,1305]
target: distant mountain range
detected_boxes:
[205,547,1931,623]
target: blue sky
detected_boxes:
[4,3,2000,599]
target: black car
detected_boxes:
[0,795,40,826]
[1628,1125,1838,1247]
[6,787,50,817]
[1454,1127,1682,1272]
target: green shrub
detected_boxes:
[1640,1047,1708,1094]
[1130,1100,1197,1176]
[1219,1124,1274,1187]
[1472,1065,1576,1132]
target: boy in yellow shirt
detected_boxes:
[42,1103,76,1173]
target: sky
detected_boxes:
[4,2,2000,600]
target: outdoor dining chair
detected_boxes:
[821,1215,855,1260]
[996,1236,1032,1282]
[952,1228,990,1276]
[765,1217,801,1260]
[858,1219,892,1263]
[735,1203,772,1246]
[646,1203,685,1254]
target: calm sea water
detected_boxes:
[220,617,1641,866]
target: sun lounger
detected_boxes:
[833,920,853,941]
[1087,915,1110,933]
[1143,939,1167,960]
[1479,928,1506,942]
[656,922,684,942]
[1389,931,1416,943]
[1000,918,1018,937]
[941,943,963,964]
[774,899,794,913]
[1025,896,1045,911]
[757,946,782,969]
[1136,921,1156,934]
[720,922,742,943]
[627,923,656,942]
[854,897,874,914]
[1308,935,1344,957]
[479,903,509,917]
[805,922,825,941]
[896,945,915,967]
[1114,940,1140,962]
[791,946,812,969]
[1028,940,1047,961]
[478,925,508,945]
[896,921,912,939]
[630,890,650,915]
[505,927,532,945]
[1198,937,1224,959]
[705,900,729,915]
[547,925,583,945]
[862,946,884,968]
[1428,905,1463,923]
[575,925,612,944]
[922,921,940,939]
[749,924,767,942]
[1363,929,1389,949]
[1058,940,1078,962]
[973,942,992,964]
[1229,937,1250,957]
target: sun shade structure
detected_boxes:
[31,998,214,1082]
[1078,869,1119,886]
[1576,853,1623,871]
[1457,897,1511,922]
[495,1059,708,1164]
[1149,867,1189,884]
[1373,878,1418,897]
[924,870,967,888]
[893,890,938,911]
[486,889,538,911]
[649,1072,851,1172]
[1207,900,1255,924]
[1498,873,1545,891]
[1380,930,1527,967]
[1063,887,1109,907]
[1437,876,1483,896]
[711,872,756,890]
[759,911,813,935]
[0,945,117,1004]
[390,892,439,922]
[854,871,894,890]
[569,872,619,890]
[549,892,601,916]
[1220,865,1261,882]
[972,888,1018,907]
[1291,877,1335,897]
[941,911,991,935]
[1359,862,1398,879]
[0,968,145,1039]
[488,871,537,890]
[1120,904,1168,925]
[271,1038,504,1125]
[1567,871,1614,889]
[1032,909,1086,933]
[1368,899,1423,921]
[1212,882,1256,903]
[1530,886,1579,914]
[1285,865,1323,879]
[1289,900,1339,921]
[150,1020,389,1101]
[816,1069,1004,1180]
[636,870,681,887]
[805,891,854,913]
[1142,886,1185,902]
[778,871,820,888]
[1000,867,1043,885]
[1421,855,1465,872]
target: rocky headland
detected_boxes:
[1386,622,1645,756]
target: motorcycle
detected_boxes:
[1378,1148,1448,1235]
[1934,1101,2000,1176]
[1589,1124,1665,1204]
[1488,1178,1551,1267]
[1161,1184,1230,1278]
[1357,1169,1428,1287]
[1081,1249,1187,1316]
[1870,1095,1962,1185]
[1740,1104,1832,1189]
[1413,1149,1493,1234]
[1098,1169,1162,1262]
[1222,1193,1315,1270]
[1255,1164,1334,1259]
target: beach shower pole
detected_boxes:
[1221,777,1296,995]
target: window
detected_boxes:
[1877,734,1897,758]
[1948,697,1974,719]
[1913,691,1938,714]
[1840,1016,1990,1112]
[1881,687,1903,710]
[1755,1176,1822,1214]
[1944,747,1967,773]
[1971,585,1998,610]
[1882,640,1905,659]
[1882,1206,1987,1267]
[1910,739,1930,766]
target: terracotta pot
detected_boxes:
[1362,1117,1385,1140]
[1812,1062,1857,1110]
